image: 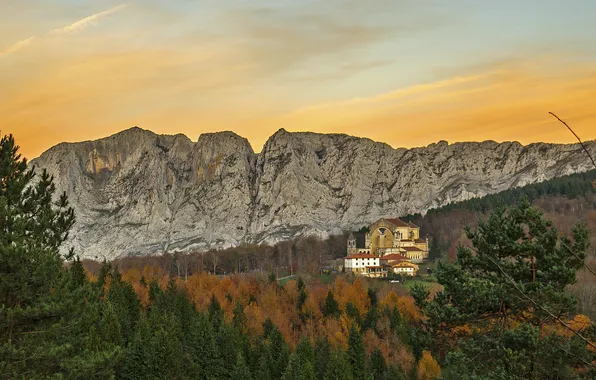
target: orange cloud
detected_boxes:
[266,59,596,149]
[3,54,596,160]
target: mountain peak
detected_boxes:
[30,129,596,259]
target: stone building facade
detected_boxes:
[347,218,429,262]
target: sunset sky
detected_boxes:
[2,0,596,159]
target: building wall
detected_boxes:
[368,219,396,255]
[344,257,380,269]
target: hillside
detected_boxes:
[31,127,596,259]
[401,170,596,317]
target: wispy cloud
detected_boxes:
[0,36,35,57]
[50,4,128,36]
[0,3,127,59]
[286,70,505,116]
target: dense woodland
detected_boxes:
[2,133,596,379]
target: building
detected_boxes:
[343,253,385,278]
[380,254,420,276]
[347,218,429,262]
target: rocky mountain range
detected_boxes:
[31,127,596,259]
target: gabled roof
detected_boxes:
[407,221,419,228]
[414,238,426,243]
[391,262,418,268]
[345,253,379,259]
[380,254,410,261]
[384,218,410,228]
[401,246,423,252]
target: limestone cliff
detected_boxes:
[31,127,596,259]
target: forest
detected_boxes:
[1,133,596,379]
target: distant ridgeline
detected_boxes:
[408,169,596,218]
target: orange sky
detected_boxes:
[2,1,595,160]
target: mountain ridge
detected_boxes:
[31,127,596,259]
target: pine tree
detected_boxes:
[314,337,331,380]
[369,348,386,380]
[268,325,290,379]
[300,362,317,380]
[282,353,300,380]
[420,200,594,378]
[347,323,366,380]
[0,134,121,378]
[324,349,353,380]
[296,336,315,366]
[186,313,223,380]
[233,302,247,332]
[231,352,253,380]
[323,291,340,319]
[108,270,141,345]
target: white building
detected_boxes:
[344,253,385,278]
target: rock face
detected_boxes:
[31,127,596,259]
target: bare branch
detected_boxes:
[558,237,596,278]
[549,112,596,170]
[483,253,596,351]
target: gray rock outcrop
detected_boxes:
[31,127,596,259]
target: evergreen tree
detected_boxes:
[300,362,317,380]
[420,201,594,378]
[0,134,121,378]
[282,353,301,380]
[233,302,247,332]
[314,337,331,380]
[268,325,290,379]
[324,349,353,380]
[254,352,272,380]
[108,271,141,345]
[208,293,224,330]
[347,323,366,380]
[185,313,224,380]
[296,336,315,366]
[323,291,340,319]
[231,352,253,380]
[369,348,386,380]
[345,302,362,327]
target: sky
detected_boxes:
[2,0,596,159]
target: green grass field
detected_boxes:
[402,277,442,293]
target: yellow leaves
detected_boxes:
[417,350,441,380]
[382,290,422,321]
[451,324,472,337]
[568,314,592,332]
[302,292,323,320]
[382,290,401,309]
[122,267,141,283]
[332,277,370,315]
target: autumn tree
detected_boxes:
[416,350,440,380]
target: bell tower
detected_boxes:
[347,233,358,255]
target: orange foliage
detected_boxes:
[382,290,422,322]
[417,350,441,380]
[111,268,424,353]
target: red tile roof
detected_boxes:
[385,218,410,227]
[401,246,423,252]
[345,253,379,259]
[380,254,410,261]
